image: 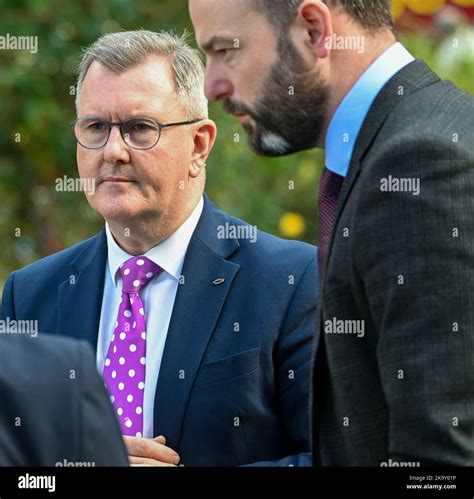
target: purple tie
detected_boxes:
[103,256,161,437]
[318,166,344,274]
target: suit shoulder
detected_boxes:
[255,229,316,262]
[12,233,102,279]
[221,211,317,271]
[0,334,92,377]
[383,79,474,149]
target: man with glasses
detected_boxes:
[0,30,318,466]
[71,116,204,152]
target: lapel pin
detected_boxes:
[212,278,225,285]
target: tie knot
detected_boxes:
[120,256,161,294]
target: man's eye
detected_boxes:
[88,122,106,132]
[132,123,153,132]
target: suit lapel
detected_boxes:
[153,197,240,449]
[321,60,440,294]
[57,231,107,349]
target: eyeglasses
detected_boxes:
[70,116,204,150]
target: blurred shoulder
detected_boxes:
[0,333,92,372]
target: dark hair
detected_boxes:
[252,0,394,33]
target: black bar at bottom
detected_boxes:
[0,467,472,497]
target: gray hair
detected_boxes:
[75,30,208,118]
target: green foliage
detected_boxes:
[0,0,472,288]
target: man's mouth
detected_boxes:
[228,110,251,125]
[224,99,251,121]
[235,113,248,124]
[102,176,134,184]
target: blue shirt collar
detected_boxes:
[325,42,415,177]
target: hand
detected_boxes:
[124,435,181,467]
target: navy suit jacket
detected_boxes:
[0,195,318,466]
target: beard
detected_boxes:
[225,36,329,157]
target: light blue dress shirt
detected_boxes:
[325,42,415,177]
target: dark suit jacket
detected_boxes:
[0,333,128,466]
[312,60,474,465]
[1,196,318,466]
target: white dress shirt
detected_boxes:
[96,197,204,438]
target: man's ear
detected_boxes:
[189,119,217,178]
[296,0,333,59]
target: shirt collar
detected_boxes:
[105,196,204,286]
[325,42,415,177]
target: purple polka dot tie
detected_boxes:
[318,166,344,275]
[103,256,161,437]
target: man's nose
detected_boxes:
[103,126,131,164]
[204,67,234,102]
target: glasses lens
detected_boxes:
[123,118,160,149]
[75,118,109,149]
